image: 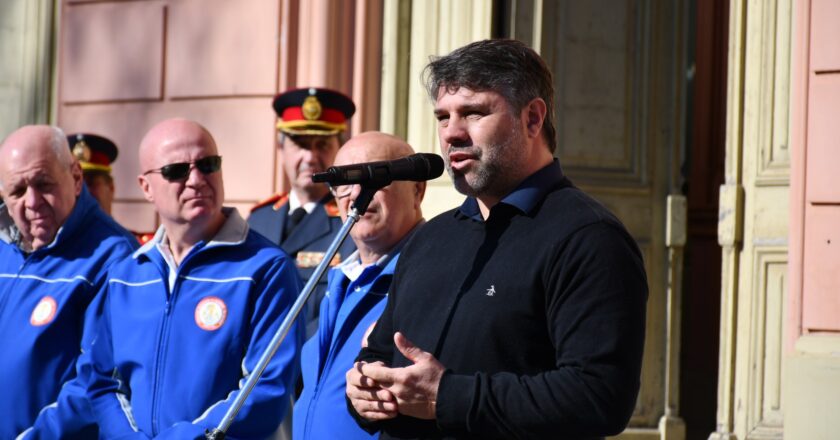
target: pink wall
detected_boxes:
[57,0,382,232]
[789,0,840,350]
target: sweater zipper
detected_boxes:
[304,344,334,438]
[150,264,180,435]
[0,253,27,321]
[149,248,201,435]
[304,281,358,439]
[304,349,331,439]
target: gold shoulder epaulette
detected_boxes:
[251,192,289,212]
[133,231,155,245]
[324,198,341,217]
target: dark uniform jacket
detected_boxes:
[248,193,356,337]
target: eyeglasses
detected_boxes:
[328,183,353,200]
[143,156,222,181]
[329,183,392,200]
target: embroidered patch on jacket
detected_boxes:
[30,296,58,326]
[296,252,341,268]
[195,296,227,331]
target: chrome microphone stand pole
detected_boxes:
[206,187,379,440]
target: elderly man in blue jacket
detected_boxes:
[78,118,304,439]
[0,125,138,439]
[293,131,426,440]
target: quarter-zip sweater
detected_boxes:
[0,187,138,439]
[80,209,304,439]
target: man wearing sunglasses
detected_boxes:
[249,87,357,338]
[0,125,138,439]
[78,118,304,439]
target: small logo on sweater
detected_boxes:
[195,297,227,331]
[31,296,57,326]
[485,285,496,297]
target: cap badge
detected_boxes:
[302,96,323,121]
[195,296,227,331]
[72,140,92,162]
[30,296,58,326]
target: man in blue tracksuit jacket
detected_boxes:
[0,125,138,439]
[78,118,304,439]
[293,132,426,440]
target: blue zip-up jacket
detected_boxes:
[0,186,138,439]
[79,209,304,439]
[293,250,400,440]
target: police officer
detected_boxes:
[249,87,357,337]
[68,132,155,244]
[68,133,118,215]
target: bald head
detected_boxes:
[333,131,425,264]
[334,131,415,167]
[0,126,74,188]
[139,118,217,171]
[0,125,83,250]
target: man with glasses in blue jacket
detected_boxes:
[0,125,138,439]
[293,131,426,440]
[78,118,304,439]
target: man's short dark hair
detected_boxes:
[422,39,557,153]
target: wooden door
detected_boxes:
[524,1,690,437]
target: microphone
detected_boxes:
[312,153,444,186]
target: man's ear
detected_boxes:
[414,181,427,209]
[138,175,154,203]
[523,97,547,139]
[71,161,83,197]
[276,131,286,150]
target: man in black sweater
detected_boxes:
[345,39,648,439]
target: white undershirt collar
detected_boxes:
[288,191,317,215]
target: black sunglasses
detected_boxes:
[143,156,222,181]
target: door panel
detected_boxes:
[538,0,685,432]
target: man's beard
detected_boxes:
[447,124,525,199]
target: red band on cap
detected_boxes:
[88,150,111,166]
[281,107,347,124]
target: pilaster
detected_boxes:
[711,0,791,438]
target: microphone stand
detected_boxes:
[206,186,381,440]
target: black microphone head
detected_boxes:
[413,153,444,180]
[311,170,331,183]
[311,152,444,185]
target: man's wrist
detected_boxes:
[434,369,471,432]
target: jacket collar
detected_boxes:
[0,186,97,253]
[279,196,335,253]
[133,207,249,259]
[0,202,20,247]
[337,219,424,281]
